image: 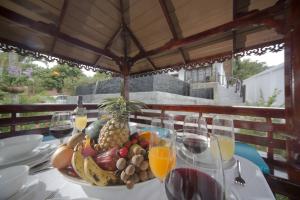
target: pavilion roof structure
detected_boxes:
[0,0,286,77]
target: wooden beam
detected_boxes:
[50,0,69,53]
[0,5,121,62]
[158,0,188,63]
[119,0,130,100]
[120,0,128,61]
[125,25,156,70]
[132,1,285,62]
[158,0,177,39]
[94,26,122,65]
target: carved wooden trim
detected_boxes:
[131,40,284,78]
[0,39,118,75]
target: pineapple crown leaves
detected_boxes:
[98,96,146,120]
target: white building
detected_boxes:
[243,64,284,107]
[171,63,226,84]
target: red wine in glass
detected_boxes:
[49,125,73,139]
[183,138,208,154]
[165,168,223,200]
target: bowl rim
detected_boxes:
[58,169,157,189]
[0,165,29,185]
[0,134,43,144]
[0,134,43,146]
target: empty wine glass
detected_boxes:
[167,133,225,200]
[182,115,208,163]
[49,111,73,144]
[212,115,235,162]
[183,115,207,135]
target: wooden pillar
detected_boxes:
[285,0,300,173]
[120,64,130,100]
[290,1,300,135]
[123,73,129,100]
[285,0,300,136]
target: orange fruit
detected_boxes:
[138,131,159,144]
[138,131,151,141]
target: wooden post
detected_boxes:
[290,0,300,136]
[285,0,300,173]
[120,64,130,100]
[123,73,129,100]
[10,112,16,135]
[285,0,300,136]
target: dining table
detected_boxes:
[27,139,275,200]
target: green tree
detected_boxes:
[233,58,268,80]
[40,64,82,93]
[92,72,111,81]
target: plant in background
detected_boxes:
[0,65,33,93]
[233,58,268,80]
[246,88,282,107]
[40,64,82,93]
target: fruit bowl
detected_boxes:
[51,97,157,199]
[59,169,158,200]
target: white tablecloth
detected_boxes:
[32,141,275,200]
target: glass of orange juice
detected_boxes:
[149,115,176,182]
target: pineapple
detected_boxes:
[97,97,145,151]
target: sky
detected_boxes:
[242,50,284,67]
[33,60,96,77]
[33,50,284,77]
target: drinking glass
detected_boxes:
[49,111,73,144]
[183,115,207,133]
[168,133,225,200]
[182,115,208,165]
[148,115,176,182]
[212,115,235,162]
[75,107,87,133]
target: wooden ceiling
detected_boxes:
[0,0,286,76]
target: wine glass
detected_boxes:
[183,115,207,133]
[167,133,225,200]
[148,115,176,182]
[182,115,208,164]
[49,111,73,144]
[212,115,235,162]
[75,107,87,133]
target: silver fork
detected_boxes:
[234,160,246,186]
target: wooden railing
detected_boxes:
[0,103,289,162]
[130,105,288,171]
[0,104,99,139]
[0,103,299,199]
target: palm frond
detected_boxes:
[98,96,145,120]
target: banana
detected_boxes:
[71,144,87,181]
[67,132,85,149]
[84,156,117,186]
